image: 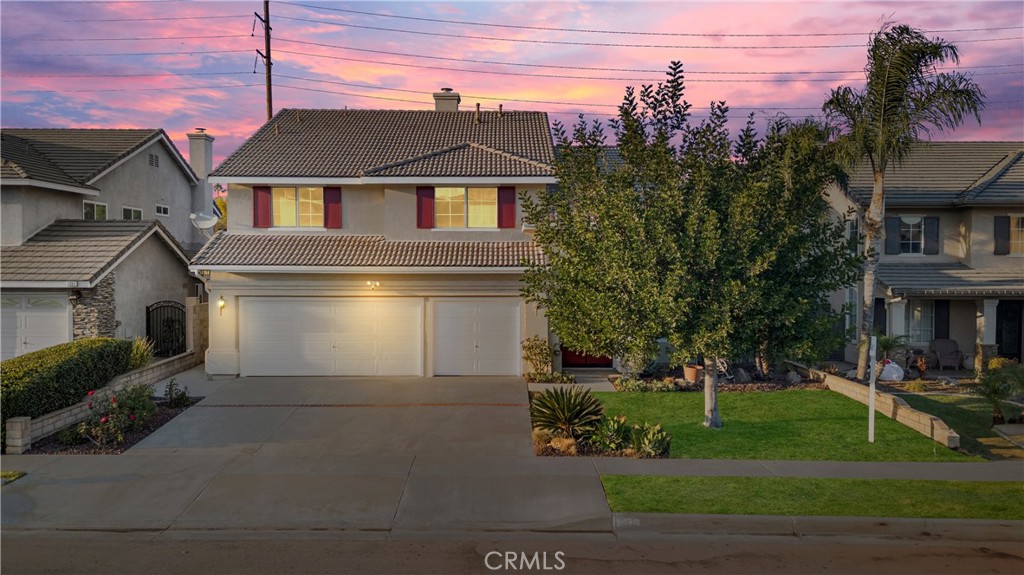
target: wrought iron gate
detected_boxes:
[146,300,186,357]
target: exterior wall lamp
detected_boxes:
[217,295,226,316]
[366,281,380,290]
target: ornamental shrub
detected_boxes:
[0,338,133,446]
[128,337,154,371]
[77,383,156,446]
[630,423,672,458]
[529,385,604,440]
[521,336,556,374]
[589,415,631,453]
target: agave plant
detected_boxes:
[630,423,672,458]
[529,386,604,440]
[589,415,630,452]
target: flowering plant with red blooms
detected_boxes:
[76,384,156,446]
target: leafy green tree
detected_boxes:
[523,63,860,428]
[822,23,985,380]
[214,194,228,232]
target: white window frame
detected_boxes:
[434,186,499,229]
[155,204,170,217]
[904,300,935,344]
[1010,213,1024,257]
[899,214,925,256]
[83,200,107,221]
[271,186,324,228]
[845,287,859,342]
[122,206,143,221]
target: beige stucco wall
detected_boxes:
[223,183,541,242]
[969,207,1024,269]
[204,271,546,376]
[113,234,194,339]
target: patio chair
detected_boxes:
[929,339,963,371]
[717,358,734,381]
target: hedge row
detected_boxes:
[1,338,134,437]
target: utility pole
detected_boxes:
[255,0,273,121]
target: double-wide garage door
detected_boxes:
[239,297,520,376]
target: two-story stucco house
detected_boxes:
[192,91,553,377]
[828,142,1024,370]
[0,128,215,359]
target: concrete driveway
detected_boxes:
[129,375,534,457]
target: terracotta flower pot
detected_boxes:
[684,364,704,384]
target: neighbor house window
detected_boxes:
[155,204,170,217]
[1012,214,1024,255]
[900,216,923,254]
[845,287,859,341]
[904,300,935,343]
[272,187,323,227]
[122,207,142,221]
[435,187,497,228]
[83,201,107,220]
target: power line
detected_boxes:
[18,34,251,42]
[272,38,1021,76]
[273,14,1022,50]
[9,49,251,57]
[61,15,248,22]
[2,83,263,94]
[7,71,252,78]
[276,2,1024,38]
[274,47,1021,84]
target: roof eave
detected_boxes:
[209,176,556,185]
[0,178,99,196]
[189,265,528,274]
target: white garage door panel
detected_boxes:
[240,298,422,376]
[1,294,70,360]
[433,299,520,376]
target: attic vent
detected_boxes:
[148,153,159,168]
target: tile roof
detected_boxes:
[0,128,196,187]
[845,142,1024,207]
[876,262,1024,297]
[211,109,555,178]
[191,233,544,268]
[1,133,91,190]
[0,220,186,285]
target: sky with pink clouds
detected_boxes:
[2,1,1022,166]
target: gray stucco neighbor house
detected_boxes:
[1,128,214,359]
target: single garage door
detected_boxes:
[240,297,423,376]
[433,298,520,376]
[1,293,71,360]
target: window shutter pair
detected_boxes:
[994,216,1010,255]
[883,216,939,254]
[252,186,342,228]
[416,186,517,229]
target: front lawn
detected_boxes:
[602,475,1024,520]
[899,394,1022,459]
[594,390,977,462]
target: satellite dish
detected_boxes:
[190,212,219,238]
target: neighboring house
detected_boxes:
[0,128,216,359]
[192,91,554,377]
[827,142,1024,369]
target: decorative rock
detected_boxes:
[734,367,751,383]
[785,371,802,385]
[845,369,858,379]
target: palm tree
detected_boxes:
[823,23,985,380]
[973,365,1024,426]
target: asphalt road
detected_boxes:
[3,532,1023,575]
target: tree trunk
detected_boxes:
[856,170,886,380]
[755,342,770,379]
[703,356,722,428]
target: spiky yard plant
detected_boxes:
[529,386,604,440]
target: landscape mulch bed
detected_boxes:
[23,402,195,455]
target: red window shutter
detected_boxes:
[497,186,516,229]
[416,186,434,229]
[253,186,271,228]
[324,187,342,228]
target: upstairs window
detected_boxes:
[83,201,107,221]
[272,187,323,227]
[435,187,498,228]
[155,204,170,217]
[1012,214,1024,255]
[899,216,923,254]
[122,207,142,221]
[885,215,938,255]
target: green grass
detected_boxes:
[602,475,1024,520]
[594,390,977,462]
[1,471,25,485]
[899,394,1021,458]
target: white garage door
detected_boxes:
[433,298,521,376]
[240,297,423,376]
[1,293,71,360]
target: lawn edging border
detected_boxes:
[4,351,202,454]
[787,361,960,449]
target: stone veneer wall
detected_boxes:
[72,272,116,338]
[788,361,960,449]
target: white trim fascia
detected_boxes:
[0,280,91,288]
[190,265,526,274]
[210,177,362,186]
[208,176,556,186]
[87,134,199,186]
[1,178,99,196]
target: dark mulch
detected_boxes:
[677,381,829,393]
[24,402,195,455]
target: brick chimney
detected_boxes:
[433,88,460,112]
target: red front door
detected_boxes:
[560,346,613,368]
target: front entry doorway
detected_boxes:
[997,300,1023,362]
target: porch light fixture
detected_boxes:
[217,295,226,316]
[366,280,380,290]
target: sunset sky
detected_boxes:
[2,1,1022,166]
